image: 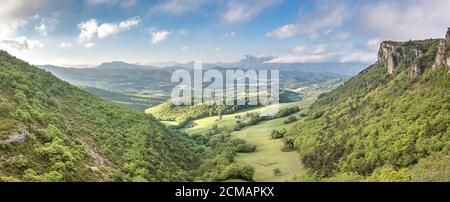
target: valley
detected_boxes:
[1,29,449,182]
[176,79,344,181]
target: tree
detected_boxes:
[273,168,281,176]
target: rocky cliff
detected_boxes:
[378,28,450,77]
[433,28,450,72]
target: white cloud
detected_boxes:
[359,0,450,40]
[215,47,222,51]
[267,6,346,39]
[119,17,140,30]
[293,45,333,55]
[120,0,137,8]
[266,24,298,39]
[84,42,95,48]
[59,42,72,48]
[149,0,208,16]
[266,43,377,63]
[86,0,137,8]
[1,36,43,51]
[35,16,59,36]
[78,17,140,43]
[151,30,171,44]
[267,0,450,42]
[180,46,189,51]
[177,29,189,36]
[333,32,351,41]
[86,0,118,6]
[267,44,338,63]
[364,38,382,52]
[223,32,236,38]
[267,54,335,63]
[35,23,47,36]
[0,0,68,39]
[340,53,376,63]
[78,19,98,43]
[223,0,281,24]
[97,23,120,39]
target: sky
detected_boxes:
[0,0,449,66]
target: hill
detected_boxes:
[146,88,300,126]
[286,29,450,181]
[0,51,199,182]
[81,87,166,111]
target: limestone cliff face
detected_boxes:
[378,28,450,77]
[378,42,402,75]
[433,28,450,73]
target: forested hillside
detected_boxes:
[286,29,450,181]
[0,51,199,182]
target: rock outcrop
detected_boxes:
[433,39,447,69]
[379,28,450,77]
[433,28,450,73]
[378,42,402,75]
[3,133,27,144]
[410,63,422,78]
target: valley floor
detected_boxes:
[176,79,345,181]
[232,117,305,181]
[181,95,319,181]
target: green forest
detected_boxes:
[285,39,450,181]
[0,51,256,182]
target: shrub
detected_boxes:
[13,157,29,170]
[218,163,255,181]
[365,166,411,182]
[236,144,256,153]
[233,122,246,131]
[230,138,246,146]
[281,139,295,152]
[283,116,297,124]
[273,168,282,176]
[271,129,286,139]
[276,106,300,118]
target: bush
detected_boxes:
[218,163,255,181]
[230,138,246,146]
[365,166,411,182]
[276,106,300,118]
[283,116,297,124]
[233,122,246,131]
[273,168,282,176]
[12,157,29,170]
[271,129,286,139]
[236,144,256,153]
[281,139,295,152]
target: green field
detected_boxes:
[181,103,298,135]
[232,115,305,181]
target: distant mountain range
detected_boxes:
[38,56,367,111]
[40,55,368,91]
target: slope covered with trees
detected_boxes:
[286,30,450,181]
[0,51,200,182]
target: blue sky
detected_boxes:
[0,0,449,66]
